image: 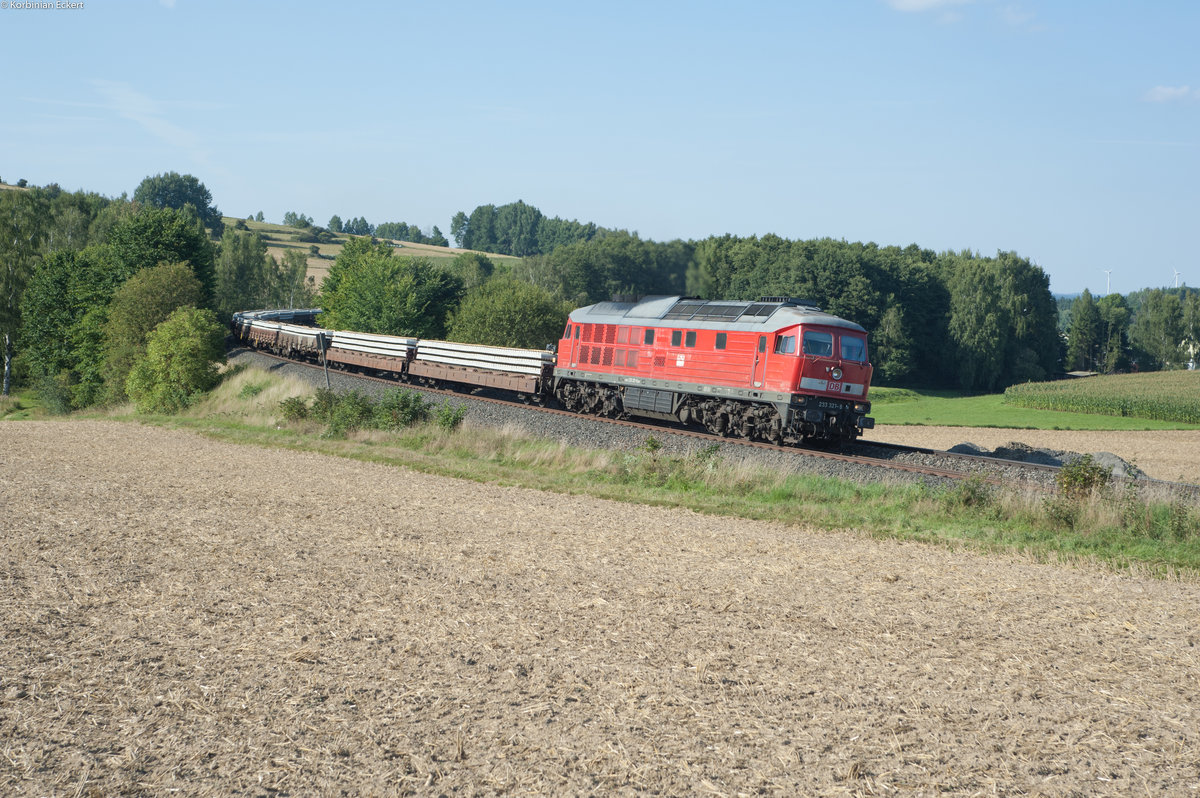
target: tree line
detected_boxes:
[7,173,1197,414]
[326,214,449,247]
[1,172,315,409]
[449,199,1200,387]
[450,200,609,255]
[1063,287,1199,373]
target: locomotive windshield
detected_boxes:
[802,330,833,357]
[840,335,866,362]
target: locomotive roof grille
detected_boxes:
[654,297,824,323]
[570,294,864,331]
[661,301,707,320]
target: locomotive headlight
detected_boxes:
[830,367,843,381]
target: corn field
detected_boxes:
[1004,370,1200,424]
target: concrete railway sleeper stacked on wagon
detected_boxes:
[232,295,875,445]
[231,309,556,398]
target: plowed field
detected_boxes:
[3,421,1198,796]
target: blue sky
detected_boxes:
[4,0,1197,296]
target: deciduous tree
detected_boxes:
[1130,289,1184,369]
[133,172,224,237]
[126,307,226,413]
[102,261,204,401]
[106,206,216,302]
[1066,289,1099,371]
[214,228,270,319]
[448,276,569,349]
[319,238,461,337]
[0,189,49,393]
[267,250,316,309]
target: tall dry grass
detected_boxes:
[189,365,316,427]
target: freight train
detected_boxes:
[232,295,874,445]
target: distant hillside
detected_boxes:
[229,218,519,285]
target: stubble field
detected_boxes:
[2,420,1199,796]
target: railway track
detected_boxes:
[233,346,1066,490]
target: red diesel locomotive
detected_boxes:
[553,295,874,444]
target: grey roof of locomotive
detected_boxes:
[567,296,867,334]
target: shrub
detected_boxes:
[1057,454,1111,499]
[374,388,431,430]
[435,401,467,431]
[1168,499,1198,542]
[324,390,374,437]
[1042,494,1079,530]
[943,476,992,510]
[278,395,309,422]
[36,372,74,415]
[278,386,462,437]
[125,307,226,414]
[238,381,267,399]
[310,388,338,421]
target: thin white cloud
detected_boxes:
[883,0,971,12]
[1143,85,1198,103]
[999,3,1043,31]
[91,79,209,164]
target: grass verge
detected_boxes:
[0,388,47,420]
[46,366,1200,579]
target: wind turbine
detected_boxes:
[1174,269,1182,288]
[1103,269,1112,295]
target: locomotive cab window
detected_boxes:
[564,324,572,339]
[840,335,866,362]
[802,330,833,357]
[773,335,796,355]
[574,325,581,339]
[644,329,654,345]
[715,333,727,350]
[671,330,682,347]
[685,331,696,347]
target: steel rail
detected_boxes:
[234,345,1052,487]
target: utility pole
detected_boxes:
[318,331,331,389]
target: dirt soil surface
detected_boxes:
[3,420,1199,796]
[874,424,1200,485]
